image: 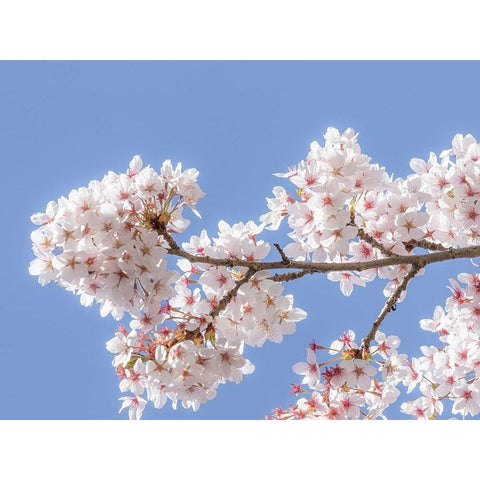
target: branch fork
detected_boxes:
[153,219,480,349]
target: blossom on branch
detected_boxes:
[29,127,480,419]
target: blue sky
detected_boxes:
[2,61,480,419]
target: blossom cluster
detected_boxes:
[400,272,480,419]
[180,224,306,347]
[271,270,480,420]
[106,240,306,418]
[29,127,480,419]
[262,128,480,299]
[29,156,306,418]
[29,156,202,320]
[269,330,407,420]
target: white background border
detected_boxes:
[0,0,479,59]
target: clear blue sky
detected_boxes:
[2,61,479,419]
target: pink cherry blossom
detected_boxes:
[30,128,480,420]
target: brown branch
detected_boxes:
[357,228,397,257]
[158,223,257,318]
[269,270,314,282]
[274,243,290,264]
[209,268,256,318]
[350,211,395,258]
[359,261,425,352]
[152,219,480,354]
[154,218,480,278]
[404,239,448,252]
[166,242,480,275]
[157,223,181,252]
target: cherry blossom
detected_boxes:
[30,127,480,419]
[271,329,406,420]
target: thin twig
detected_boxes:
[359,261,425,351]
[209,268,256,318]
[357,228,397,257]
[350,210,396,257]
[274,243,291,264]
[157,223,181,251]
[404,239,448,252]
[269,270,314,282]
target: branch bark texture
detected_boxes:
[157,223,480,334]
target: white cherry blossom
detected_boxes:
[30,128,480,419]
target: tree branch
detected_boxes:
[357,227,397,257]
[350,212,396,257]
[404,239,448,252]
[166,240,480,275]
[154,219,479,360]
[269,270,314,282]
[157,223,182,252]
[359,261,424,352]
[157,224,258,318]
[154,219,480,275]
[274,243,290,264]
[209,268,256,318]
